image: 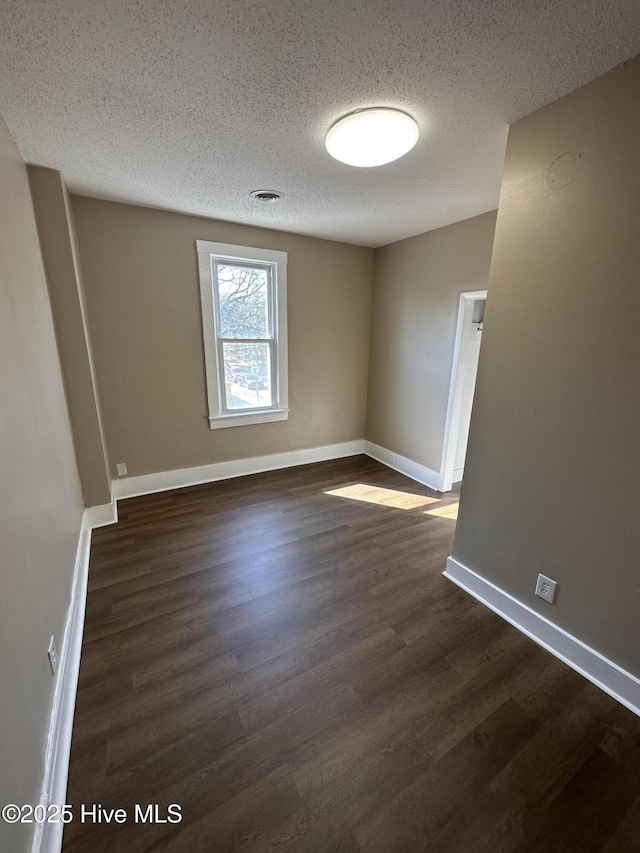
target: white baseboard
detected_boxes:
[364,440,443,492]
[84,500,118,528]
[113,440,366,500]
[444,556,640,718]
[32,514,93,853]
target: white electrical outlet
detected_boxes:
[47,635,58,676]
[116,462,128,477]
[535,573,558,604]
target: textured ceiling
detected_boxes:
[1,1,639,247]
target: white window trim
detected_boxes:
[196,240,289,429]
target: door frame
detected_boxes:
[439,290,487,492]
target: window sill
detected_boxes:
[207,409,289,430]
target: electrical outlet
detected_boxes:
[116,462,128,477]
[47,636,58,676]
[535,573,558,604]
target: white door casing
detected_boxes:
[439,290,487,492]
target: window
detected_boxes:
[196,240,288,429]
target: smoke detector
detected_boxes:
[250,189,283,203]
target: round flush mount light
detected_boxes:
[325,107,419,167]
[250,189,283,203]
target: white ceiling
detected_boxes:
[1,1,639,247]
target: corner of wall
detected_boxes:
[28,166,112,508]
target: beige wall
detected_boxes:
[71,197,374,477]
[366,211,497,472]
[0,120,84,851]
[29,166,111,507]
[453,57,640,677]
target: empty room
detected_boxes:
[1,1,640,851]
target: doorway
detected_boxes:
[440,290,486,492]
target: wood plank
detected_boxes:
[63,456,640,852]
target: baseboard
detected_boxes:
[84,500,118,528]
[113,440,366,500]
[31,514,93,853]
[444,556,640,718]
[364,440,443,492]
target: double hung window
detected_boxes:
[196,241,288,428]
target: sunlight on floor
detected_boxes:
[425,503,459,520]
[325,483,440,510]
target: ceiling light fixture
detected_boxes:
[250,189,283,203]
[325,107,419,167]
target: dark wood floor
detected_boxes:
[63,455,640,852]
